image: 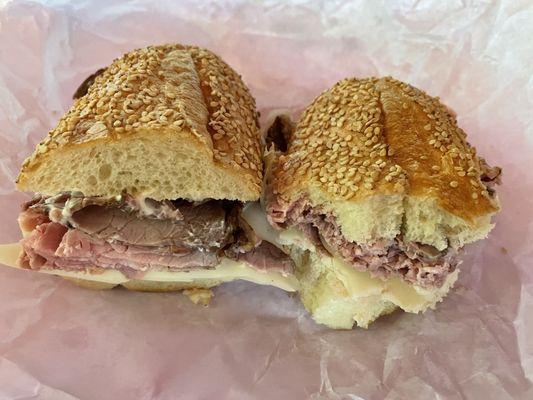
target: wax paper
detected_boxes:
[0,0,532,398]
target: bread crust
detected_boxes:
[63,277,221,292]
[271,77,499,225]
[17,44,262,201]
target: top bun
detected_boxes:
[17,44,262,201]
[269,77,500,250]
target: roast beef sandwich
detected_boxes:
[0,44,297,299]
[249,77,502,328]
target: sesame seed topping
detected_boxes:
[22,44,262,183]
[268,76,497,211]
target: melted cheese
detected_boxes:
[325,254,458,313]
[242,202,457,312]
[242,202,315,250]
[0,243,299,292]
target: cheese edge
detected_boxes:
[0,243,299,292]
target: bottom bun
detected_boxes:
[63,277,222,305]
[62,277,223,292]
[295,250,458,329]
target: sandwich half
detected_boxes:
[0,44,298,298]
[257,77,501,328]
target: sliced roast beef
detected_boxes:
[69,202,231,250]
[479,157,502,194]
[19,206,49,234]
[19,192,295,278]
[266,195,459,289]
[238,241,294,276]
[29,193,233,250]
[20,222,219,277]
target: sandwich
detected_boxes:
[0,44,298,301]
[252,77,501,328]
[0,49,502,329]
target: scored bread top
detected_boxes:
[271,78,406,201]
[17,44,262,201]
[376,77,499,221]
[271,76,500,236]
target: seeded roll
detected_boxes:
[17,44,262,201]
[2,44,299,297]
[263,77,501,329]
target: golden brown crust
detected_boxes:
[376,77,499,221]
[17,44,262,196]
[271,76,499,223]
[121,279,221,292]
[63,277,221,292]
[62,277,118,290]
[189,47,262,179]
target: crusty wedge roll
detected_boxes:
[264,76,501,329]
[16,44,262,202]
[269,77,500,250]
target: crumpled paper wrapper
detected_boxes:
[0,0,532,398]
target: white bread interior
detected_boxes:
[295,250,458,329]
[18,132,257,202]
[307,187,495,252]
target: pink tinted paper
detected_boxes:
[0,0,532,398]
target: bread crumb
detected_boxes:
[183,288,214,306]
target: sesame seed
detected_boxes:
[450,181,459,188]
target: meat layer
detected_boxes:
[267,196,459,289]
[19,193,294,278]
